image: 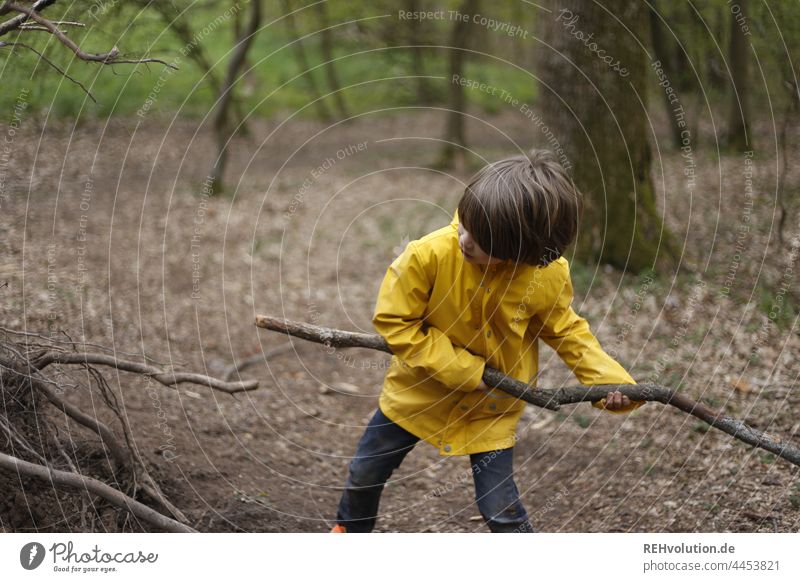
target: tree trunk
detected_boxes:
[207,0,261,196]
[314,2,349,118]
[776,81,798,243]
[538,0,676,272]
[280,0,333,121]
[406,0,436,104]
[438,0,479,169]
[649,1,683,148]
[726,0,751,151]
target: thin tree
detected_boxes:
[207,0,261,196]
[538,0,677,272]
[438,0,479,169]
[405,0,436,104]
[725,0,751,151]
[314,1,349,118]
[649,0,682,148]
[280,0,332,121]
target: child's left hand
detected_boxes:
[603,390,631,411]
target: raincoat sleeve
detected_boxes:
[372,242,485,392]
[534,265,644,414]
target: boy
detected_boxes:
[331,150,643,533]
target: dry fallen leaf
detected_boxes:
[334,382,362,395]
[731,378,752,394]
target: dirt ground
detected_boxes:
[1,109,799,532]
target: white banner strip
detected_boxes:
[2,533,799,581]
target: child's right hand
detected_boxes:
[603,390,631,411]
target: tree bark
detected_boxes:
[256,315,800,469]
[538,0,677,272]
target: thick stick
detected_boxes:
[256,315,800,468]
[0,451,195,533]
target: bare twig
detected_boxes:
[0,451,195,532]
[32,351,259,394]
[255,315,800,468]
[0,326,182,367]
[84,363,188,524]
[0,40,97,102]
[0,415,48,465]
[0,0,56,36]
[4,2,176,69]
[35,19,84,27]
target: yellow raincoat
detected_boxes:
[374,212,642,456]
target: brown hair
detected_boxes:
[457,150,582,266]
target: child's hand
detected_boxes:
[603,390,631,411]
[475,380,491,392]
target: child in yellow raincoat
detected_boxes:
[332,150,643,533]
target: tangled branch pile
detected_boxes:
[0,328,258,533]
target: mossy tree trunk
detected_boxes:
[538,0,677,272]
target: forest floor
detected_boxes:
[1,109,799,532]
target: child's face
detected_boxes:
[458,224,504,266]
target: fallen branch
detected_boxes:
[32,351,259,394]
[0,451,195,533]
[256,315,800,468]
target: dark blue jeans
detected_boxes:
[335,408,534,533]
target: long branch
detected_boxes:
[0,451,195,533]
[33,352,259,394]
[255,315,800,468]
